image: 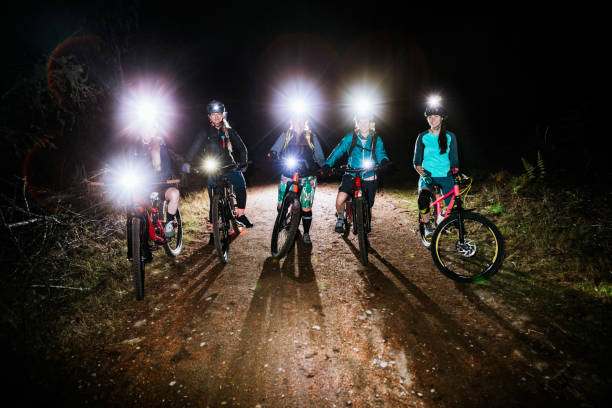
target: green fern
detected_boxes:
[537,151,546,179]
[521,157,536,180]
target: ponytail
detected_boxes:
[438,121,447,154]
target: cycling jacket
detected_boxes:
[323,131,389,179]
[413,131,459,177]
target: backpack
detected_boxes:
[282,129,314,152]
[348,131,378,163]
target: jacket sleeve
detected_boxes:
[312,133,325,166]
[160,144,173,180]
[323,134,350,167]
[448,132,459,169]
[374,136,389,163]
[269,133,285,154]
[229,129,248,164]
[413,132,425,169]
[184,130,206,164]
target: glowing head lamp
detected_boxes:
[427,95,442,108]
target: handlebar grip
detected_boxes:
[166,179,180,184]
[89,181,105,186]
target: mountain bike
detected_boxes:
[270,155,319,259]
[419,171,505,282]
[332,164,381,266]
[90,177,183,300]
[195,162,242,264]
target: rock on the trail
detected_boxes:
[121,337,144,344]
[133,319,147,328]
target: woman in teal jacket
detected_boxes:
[413,102,459,236]
[321,112,390,233]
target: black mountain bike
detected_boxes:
[271,156,318,259]
[196,163,242,263]
[333,164,380,266]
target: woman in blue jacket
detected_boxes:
[321,112,390,233]
[413,102,459,236]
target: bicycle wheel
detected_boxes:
[271,193,301,259]
[163,204,183,257]
[354,197,369,266]
[130,217,145,300]
[212,194,230,263]
[431,211,504,282]
[418,196,439,249]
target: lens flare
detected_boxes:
[427,95,442,108]
[284,156,298,169]
[203,158,219,173]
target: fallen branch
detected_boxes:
[31,284,90,291]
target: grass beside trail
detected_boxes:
[384,168,612,401]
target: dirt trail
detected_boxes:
[74,182,561,407]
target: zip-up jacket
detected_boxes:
[184,124,247,167]
[413,131,459,177]
[323,131,389,179]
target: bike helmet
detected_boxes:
[354,111,374,122]
[424,105,447,118]
[207,100,226,114]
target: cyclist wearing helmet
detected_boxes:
[321,111,390,233]
[268,115,325,244]
[127,128,180,239]
[413,99,459,237]
[182,100,252,242]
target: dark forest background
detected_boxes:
[0,3,603,192]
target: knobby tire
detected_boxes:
[130,217,145,300]
[271,193,301,259]
[431,211,504,282]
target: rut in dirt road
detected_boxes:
[82,182,560,407]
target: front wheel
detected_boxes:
[431,211,504,282]
[163,204,183,257]
[212,194,230,263]
[354,197,369,266]
[130,217,145,300]
[271,193,301,259]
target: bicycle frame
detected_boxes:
[429,182,462,224]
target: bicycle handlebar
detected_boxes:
[88,179,180,187]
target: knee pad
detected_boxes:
[418,190,433,213]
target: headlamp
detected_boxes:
[427,95,442,108]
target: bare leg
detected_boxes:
[335,192,349,213]
[165,187,179,215]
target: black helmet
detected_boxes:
[424,105,447,118]
[207,100,225,114]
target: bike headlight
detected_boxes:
[119,172,140,189]
[362,158,374,170]
[284,156,298,170]
[203,158,219,173]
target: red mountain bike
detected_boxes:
[333,164,380,266]
[91,177,183,300]
[270,155,319,259]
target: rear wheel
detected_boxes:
[130,217,145,300]
[212,194,230,263]
[163,204,183,257]
[271,193,301,259]
[431,211,504,282]
[355,197,369,266]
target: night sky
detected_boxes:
[2,3,601,182]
